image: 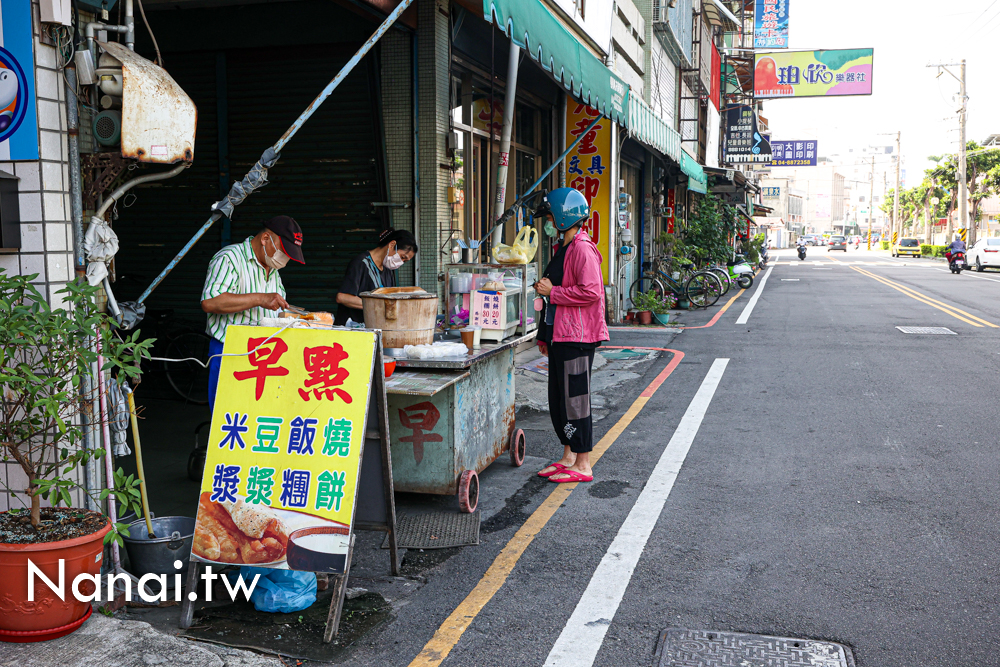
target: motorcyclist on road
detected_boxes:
[945,237,967,263]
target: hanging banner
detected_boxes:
[0,0,38,160]
[723,105,772,164]
[754,0,789,49]
[192,326,376,574]
[754,49,874,99]
[770,139,818,166]
[565,100,611,283]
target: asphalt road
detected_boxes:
[343,248,1000,667]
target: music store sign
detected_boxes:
[723,105,772,164]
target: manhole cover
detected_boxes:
[655,628,855,667]
[382,510,479,550]
[896,326,957,335]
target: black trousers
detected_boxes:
[548,343,596,453]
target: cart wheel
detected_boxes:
[509,428,526,467]
[458,470,479,513]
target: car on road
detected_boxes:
[800,234,819,246]
[892,238,922,258]
[827,235,847,251]
[968,237,1000,271]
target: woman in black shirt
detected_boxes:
[334,229,418,325]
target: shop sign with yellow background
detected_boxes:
[193,325,376,573]
[754,49,873,99]
[565,98,611,283]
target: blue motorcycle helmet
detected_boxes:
[534,188,590,232]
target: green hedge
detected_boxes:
[920,244,948,257]
[879,241,890,250]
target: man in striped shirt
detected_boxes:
[201,216,305,407]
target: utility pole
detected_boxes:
[928,60,968,244]
[959,60,969,245]
[868,155,875,250]
[893,131,901,245]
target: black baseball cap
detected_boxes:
[263,215,305,264]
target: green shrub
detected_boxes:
[918,244,948,257]
[879,241,890,250]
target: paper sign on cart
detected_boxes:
[192,325,376,574]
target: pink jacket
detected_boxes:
[549,231,610,344]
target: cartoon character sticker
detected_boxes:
[0,48,29,140]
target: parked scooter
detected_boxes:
[729,254,755,289]
[949,251,967,274]
[758,246,770,269]
[797,244,807,261]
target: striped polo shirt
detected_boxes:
[202,237,286,341]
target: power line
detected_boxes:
[966,0,1000,30]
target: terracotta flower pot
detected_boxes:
[637,310,653,325]
[0,517,111,643]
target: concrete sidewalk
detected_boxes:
[0,614,281,667]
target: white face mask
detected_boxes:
[384,243,404,270]
[264,235,289,270]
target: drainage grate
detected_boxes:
[655,628,855,667]
[896,326,957,335]
[382,510,480,550]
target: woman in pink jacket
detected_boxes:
[533,188,610,483]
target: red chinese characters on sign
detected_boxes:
[666,189,676,234]
[298,344,352,403]
[233,338,290,401]
[570,109,603,155]
[398,401,443,464]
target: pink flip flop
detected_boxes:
[548,469,593,483]
[537,463,568,478]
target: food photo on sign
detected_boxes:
[192,325,376,575]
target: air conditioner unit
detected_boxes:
[652,0,678,23]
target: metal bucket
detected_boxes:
[121,516,195,578]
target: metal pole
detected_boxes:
[892,131,900,246]
[959,59,969,245]
[490,41,520,250]
[484,115,602,240]
[868,156,874,250]
[135,0,414,307]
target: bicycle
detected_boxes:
[139,309,213,405]
[630,257,722,309]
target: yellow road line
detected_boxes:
[407,351,685,667]
[851,267,982,327]
[851,266,996,327]
[854,266,998,327]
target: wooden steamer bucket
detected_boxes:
[359,287,438,348]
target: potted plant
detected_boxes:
[651,293,676,325]
[632,290,663,325]
[0,271,150,642]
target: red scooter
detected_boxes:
[948,251,967,274]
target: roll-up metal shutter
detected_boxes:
[114,45,383,324]
[225,45,383,310]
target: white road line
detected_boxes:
[735,266,773,324]
[543,359,730,667]
[935,268,1000,283]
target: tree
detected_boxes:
[927,143,1000,243]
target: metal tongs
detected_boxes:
[284,304,309,315]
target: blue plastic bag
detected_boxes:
[229,567,317,613]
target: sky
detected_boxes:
[762,0,1000,189]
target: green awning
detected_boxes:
[627,95,681,163]
[681,151,707,194]
[485,0,629,124]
